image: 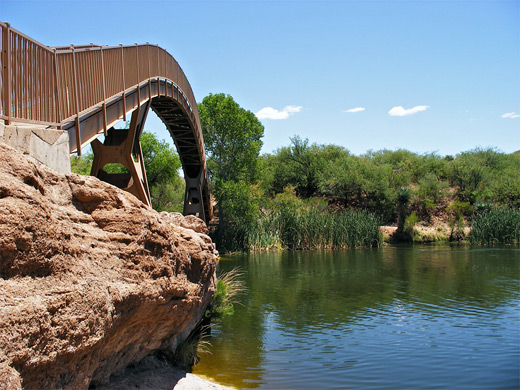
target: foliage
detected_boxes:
[487,153,520,208]
[198,93,264,184]
[167,326,212,370]
[101,163,129,174]
[446,147,519,206]
[213,180,261,252]
[70,152,93,175]
[397,187,413,234]
[199,93,520,251]
[403,212,418,241]
[269,137,342,198]
[469,206,520,245]
[150,181,185,213]
[198,93,266,251]
[140,132,182,188]
[447,201,471,241]
[413,172,449,220]
[205,268,246,320]
[139,132,184,212]
[244,203,381,252]
[260,144,520,227]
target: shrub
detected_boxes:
[205,268,245,320]
[403,212,418,241]
[448,201,471,241]
[168,326,211,370]
[397,187,413,234]
[414,173,448,220]
[213,181,261,252]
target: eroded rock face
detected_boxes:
[0,142,218,390]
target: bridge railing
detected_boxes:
[0,21,201,151]
[1,22,59,125]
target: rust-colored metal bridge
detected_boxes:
[0,22,211,222]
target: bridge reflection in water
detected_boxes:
[0,22,211,222]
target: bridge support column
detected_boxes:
[183,168,206,222]
[90,102,151,206]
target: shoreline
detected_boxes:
[95,355,236,390]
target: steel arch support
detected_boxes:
[183,168,206,222]
[90,101,151,206]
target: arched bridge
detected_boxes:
[0,22,212,222]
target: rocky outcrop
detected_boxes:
[0,142,218,389]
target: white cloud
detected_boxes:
[388,105,429,117]
[501,112,520,119]
[255,105,302,120]
[344,107,366,113]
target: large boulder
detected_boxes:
[0,142,218,389]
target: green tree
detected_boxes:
[70,152,94,175]
[138,132,184,212]
[270,136,317,197]
[214,180,261,251]
[140,132,181,186]
[318,151,364,205]
[198,93,265,251]
[269,138,344,198]
[198,93,264,184]
[414,172,449,220]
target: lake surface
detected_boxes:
[194,245,520,389]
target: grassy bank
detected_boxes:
[469,206,520,245]
[215,204,520,253]
[216,209,382,252]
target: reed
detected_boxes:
[205,268,246,320]
[243,209,382,251]
[469,206,520,245]
[169,326,212,369]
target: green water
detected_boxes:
[194,245,520,389]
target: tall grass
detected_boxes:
[205,268,246,320]
[169,326,212,370]
[243,209,382,251]
[469,206,520,245]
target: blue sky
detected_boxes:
[2,0,519,156]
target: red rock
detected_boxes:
[0,142,217,389]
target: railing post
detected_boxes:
[71,45,81,155]
[3,23,12,124]
[100,46,107,136]
[120,44,126,121]
[147,43,151,100]
[135,43,140,106]
[53,48,61,127]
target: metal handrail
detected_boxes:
[0,21,201,138]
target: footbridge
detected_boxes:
[0,22,212,222]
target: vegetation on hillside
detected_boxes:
[197,94,519,252]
